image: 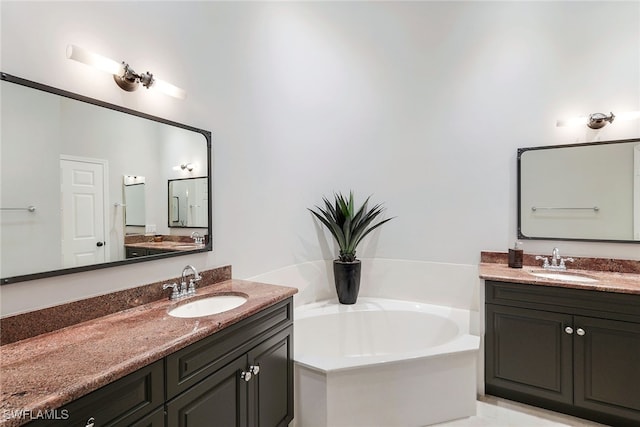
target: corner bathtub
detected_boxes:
[293,298,480,427]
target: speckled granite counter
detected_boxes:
[124,241,204,252]
[0,279,297,427]
[479,251,640,295]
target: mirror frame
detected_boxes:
[517,137,639,243]
[0,72,213,284]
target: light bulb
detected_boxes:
[66,45,123,76]
[151,77,187,100]
[556,116,588,127]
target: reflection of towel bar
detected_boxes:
[0,205,36,212]
[532,206,599,212]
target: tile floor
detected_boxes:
[435,396,608,427]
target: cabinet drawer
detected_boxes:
[129,407,165,427]
[28,360,164,427]
[166,298,292,398]
[126,247,148,258]
[486,280,640,322]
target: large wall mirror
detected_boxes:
[518,138,640,242]
[0,73,212,284]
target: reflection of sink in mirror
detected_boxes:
[528,270,598,283]
[168,295,248,318]
[173,245,201,250]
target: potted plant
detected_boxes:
[309,192,394,304]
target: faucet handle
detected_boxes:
[535,256,550,268]
[560,257,575,269]
[163,283,179,300]
[187,278,197,295]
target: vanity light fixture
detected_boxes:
[172,163,194,172]
[66,44,186,100]
[556,110,640,129]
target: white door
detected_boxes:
[60,157,107,267]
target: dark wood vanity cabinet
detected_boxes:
[165,297,293,427]
[125,247,174,258]
[485,280,640,426]
[28,298,293,427]
[166,326,293,427]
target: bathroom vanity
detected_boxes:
[480,255,640,426]
[0,274,296,427]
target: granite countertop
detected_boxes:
[479,262,640,295]
[124,241,205,251]
[0,279,297,427]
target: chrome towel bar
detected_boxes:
[531,206,599,212]
[0,205,36,212]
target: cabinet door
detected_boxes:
[486,304,573,404]
[247,326,293,427]
[166,356,248,427]
[573,316,640,423]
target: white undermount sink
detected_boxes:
[168,295,248,318]
[528,270,599,283]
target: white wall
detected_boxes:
[1,1,639,316]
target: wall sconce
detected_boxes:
[556,111,640,129]
[173,163,194,172]
[66,44,186,100]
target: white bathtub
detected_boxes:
[293,298,480,427]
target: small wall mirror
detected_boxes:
[0,72,212,284]
[168,177,208,228]
[518,138,640,242]
[124,176,146,227]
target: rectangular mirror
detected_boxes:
[518,138,640,242]
[124,176,146,227]
[0,72,213,284]
[168,177,208,228]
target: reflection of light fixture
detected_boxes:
[556,111,640,129]
[181,163,194,171]
[66,44,186,100]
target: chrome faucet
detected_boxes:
[163,265,202,300]
[551,247,561,267]
[191,231,204,245]
[181,264,202,295]
[536,247,574,271]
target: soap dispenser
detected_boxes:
[508,241,523,268]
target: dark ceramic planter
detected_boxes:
[333,260,361,304]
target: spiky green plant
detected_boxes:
[309,192,394,262]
